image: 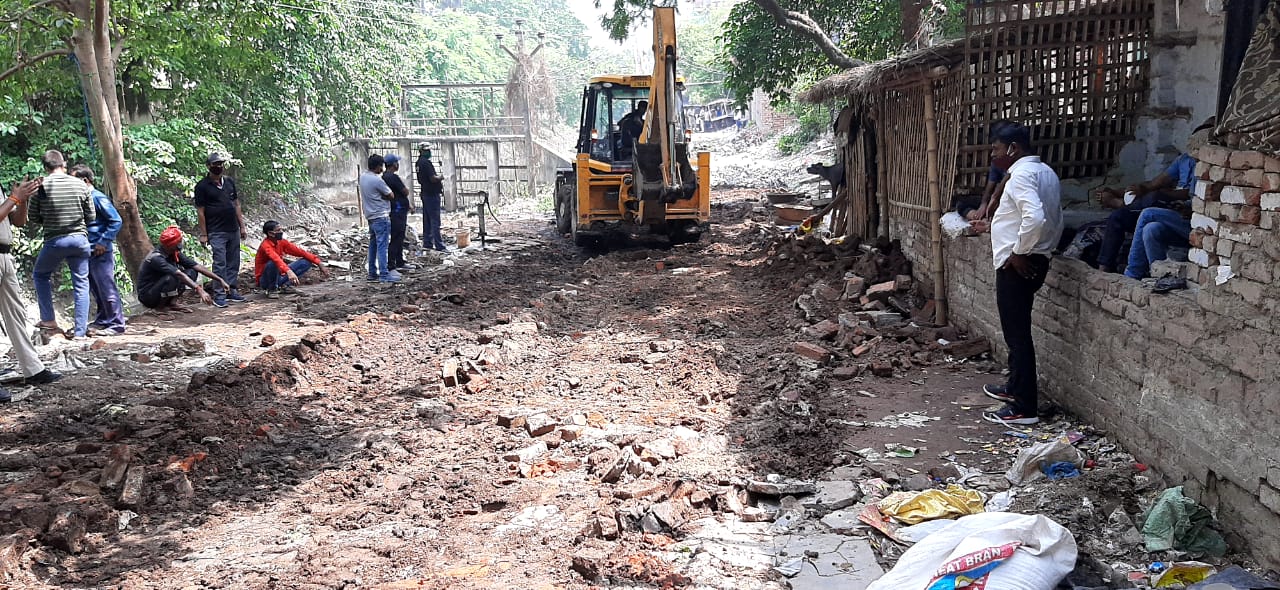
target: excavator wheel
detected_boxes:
[554,179,574,235]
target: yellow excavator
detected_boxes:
[553,6,711,247]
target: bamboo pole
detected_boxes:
[923,81,948,326]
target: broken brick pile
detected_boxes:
[1188,146,1280,291]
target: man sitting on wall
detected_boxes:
[1093,120,1213,273]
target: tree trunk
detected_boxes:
[69,0,151,280]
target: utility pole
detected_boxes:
[499,20,544,200]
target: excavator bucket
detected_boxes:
[633,141,698,204]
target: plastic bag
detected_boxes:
[867,512,1078,590]
[878,485,986,525]
[1153,561,1216,587]
[1141,487,1227,557]
[1005,441,1084,486]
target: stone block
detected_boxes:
[842,276,866,299]
[1262,483,1280,515]
[1229,149,1268,170]
[1241,205,1263,226]
[1220,222,1261,246]
[1221,185,1261,206]
[1210,165,1229,183]
[793,342,832,363]
[1202,235,1217,252]
[1191,213,1218,233]
[1188,248,1214,267]
[1197,144,1231,166]
[1237,250,1275,284]
[865,281,896,301]
[1242,168,1267,189]
[1216,237,1236,257]
[1232,277,1265,305]
[1262,193,1280,211]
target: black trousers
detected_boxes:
[995,254,1051,413]
[389,209,409,268]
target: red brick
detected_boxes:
[1241,168,1266,188]
[1264,173,1280,192]
[803,320,839,340]
[1266,156,1280,173]
[1210,165,1229,183]
[793,342,832,363]
[1196,145,1231,167]
[842,276,866,299]
[1241,205,1262,226]
[1195,160,1212,179]
[1228,149,1267,170]
[865,281,896,301]
[1203,182,1224,202]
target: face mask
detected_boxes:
[210,165,225,175]
[424,151,432,159]
[273,230,285,240]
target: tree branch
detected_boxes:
[751,0,863,69]
[0,48,71,83]
[0,0,69,22]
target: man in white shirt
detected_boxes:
[0,179,62,401]
[974,122,1063,425]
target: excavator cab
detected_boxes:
[575,82,651,167]
[554,6,711,248]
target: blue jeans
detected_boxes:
[88,242,126,330]
[208,231,241,296]
[367,217,391,279]
[422,193,445,250]
[259,259,313,289]
[1124,208,1191,279]
[33,233,92,337]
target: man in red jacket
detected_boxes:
[254,220,329,298]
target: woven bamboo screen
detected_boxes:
[959,0,1154,193]
[840,109,876,239]
[872,71,965,227]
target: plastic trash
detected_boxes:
[986,490,1017,512]
[1141,487,1228,557]
[1043,461,1081,480]
[878,484,986,525]
[1153,562,1217,587]
[866,512,1078,590]
[1188,565,1280,589]
[898,518,958,543]
[1006,440,1084,485]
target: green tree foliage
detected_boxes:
[598,0,964,105]
[720,0,902,104]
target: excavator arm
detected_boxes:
[632,6,698,206]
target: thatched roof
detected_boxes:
[799,39,965,104]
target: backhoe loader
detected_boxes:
[553,6,711,247]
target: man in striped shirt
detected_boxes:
[28,150,94,339]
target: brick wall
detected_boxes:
[934,150,1280,566]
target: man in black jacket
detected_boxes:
[383,154,415,270]
[415,143,447,251]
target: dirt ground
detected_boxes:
[0,187,1256,589]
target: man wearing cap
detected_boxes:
[360,154,401,283]
[135,227,227,312]
[415,143,446,252]
[0,178,62,399]
[71,165,127,335]
[254,220,330,297]
[29,149,95,339]
[382,154,416,271]
[194,153,247,307]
